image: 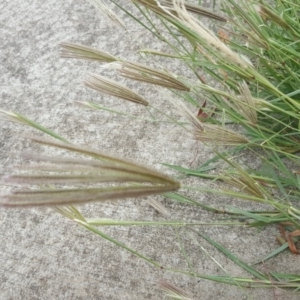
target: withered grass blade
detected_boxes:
[147,199,171,216]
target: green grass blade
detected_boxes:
[190,228,268,280]
[0,110,67,142]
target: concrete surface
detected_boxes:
[0,0,299,299]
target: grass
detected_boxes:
[1,0,300,298]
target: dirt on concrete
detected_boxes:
[0,0,299,299]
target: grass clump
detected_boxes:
[2,0,300,297]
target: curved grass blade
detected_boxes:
[190,228,267,281]
[0,110,67,142]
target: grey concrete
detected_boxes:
[0,0,299,299]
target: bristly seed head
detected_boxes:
[195,124,249,145]
[60,43,118,63]
[117,61,191,91]
[84,73,149,106]
[0,136,180,207]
